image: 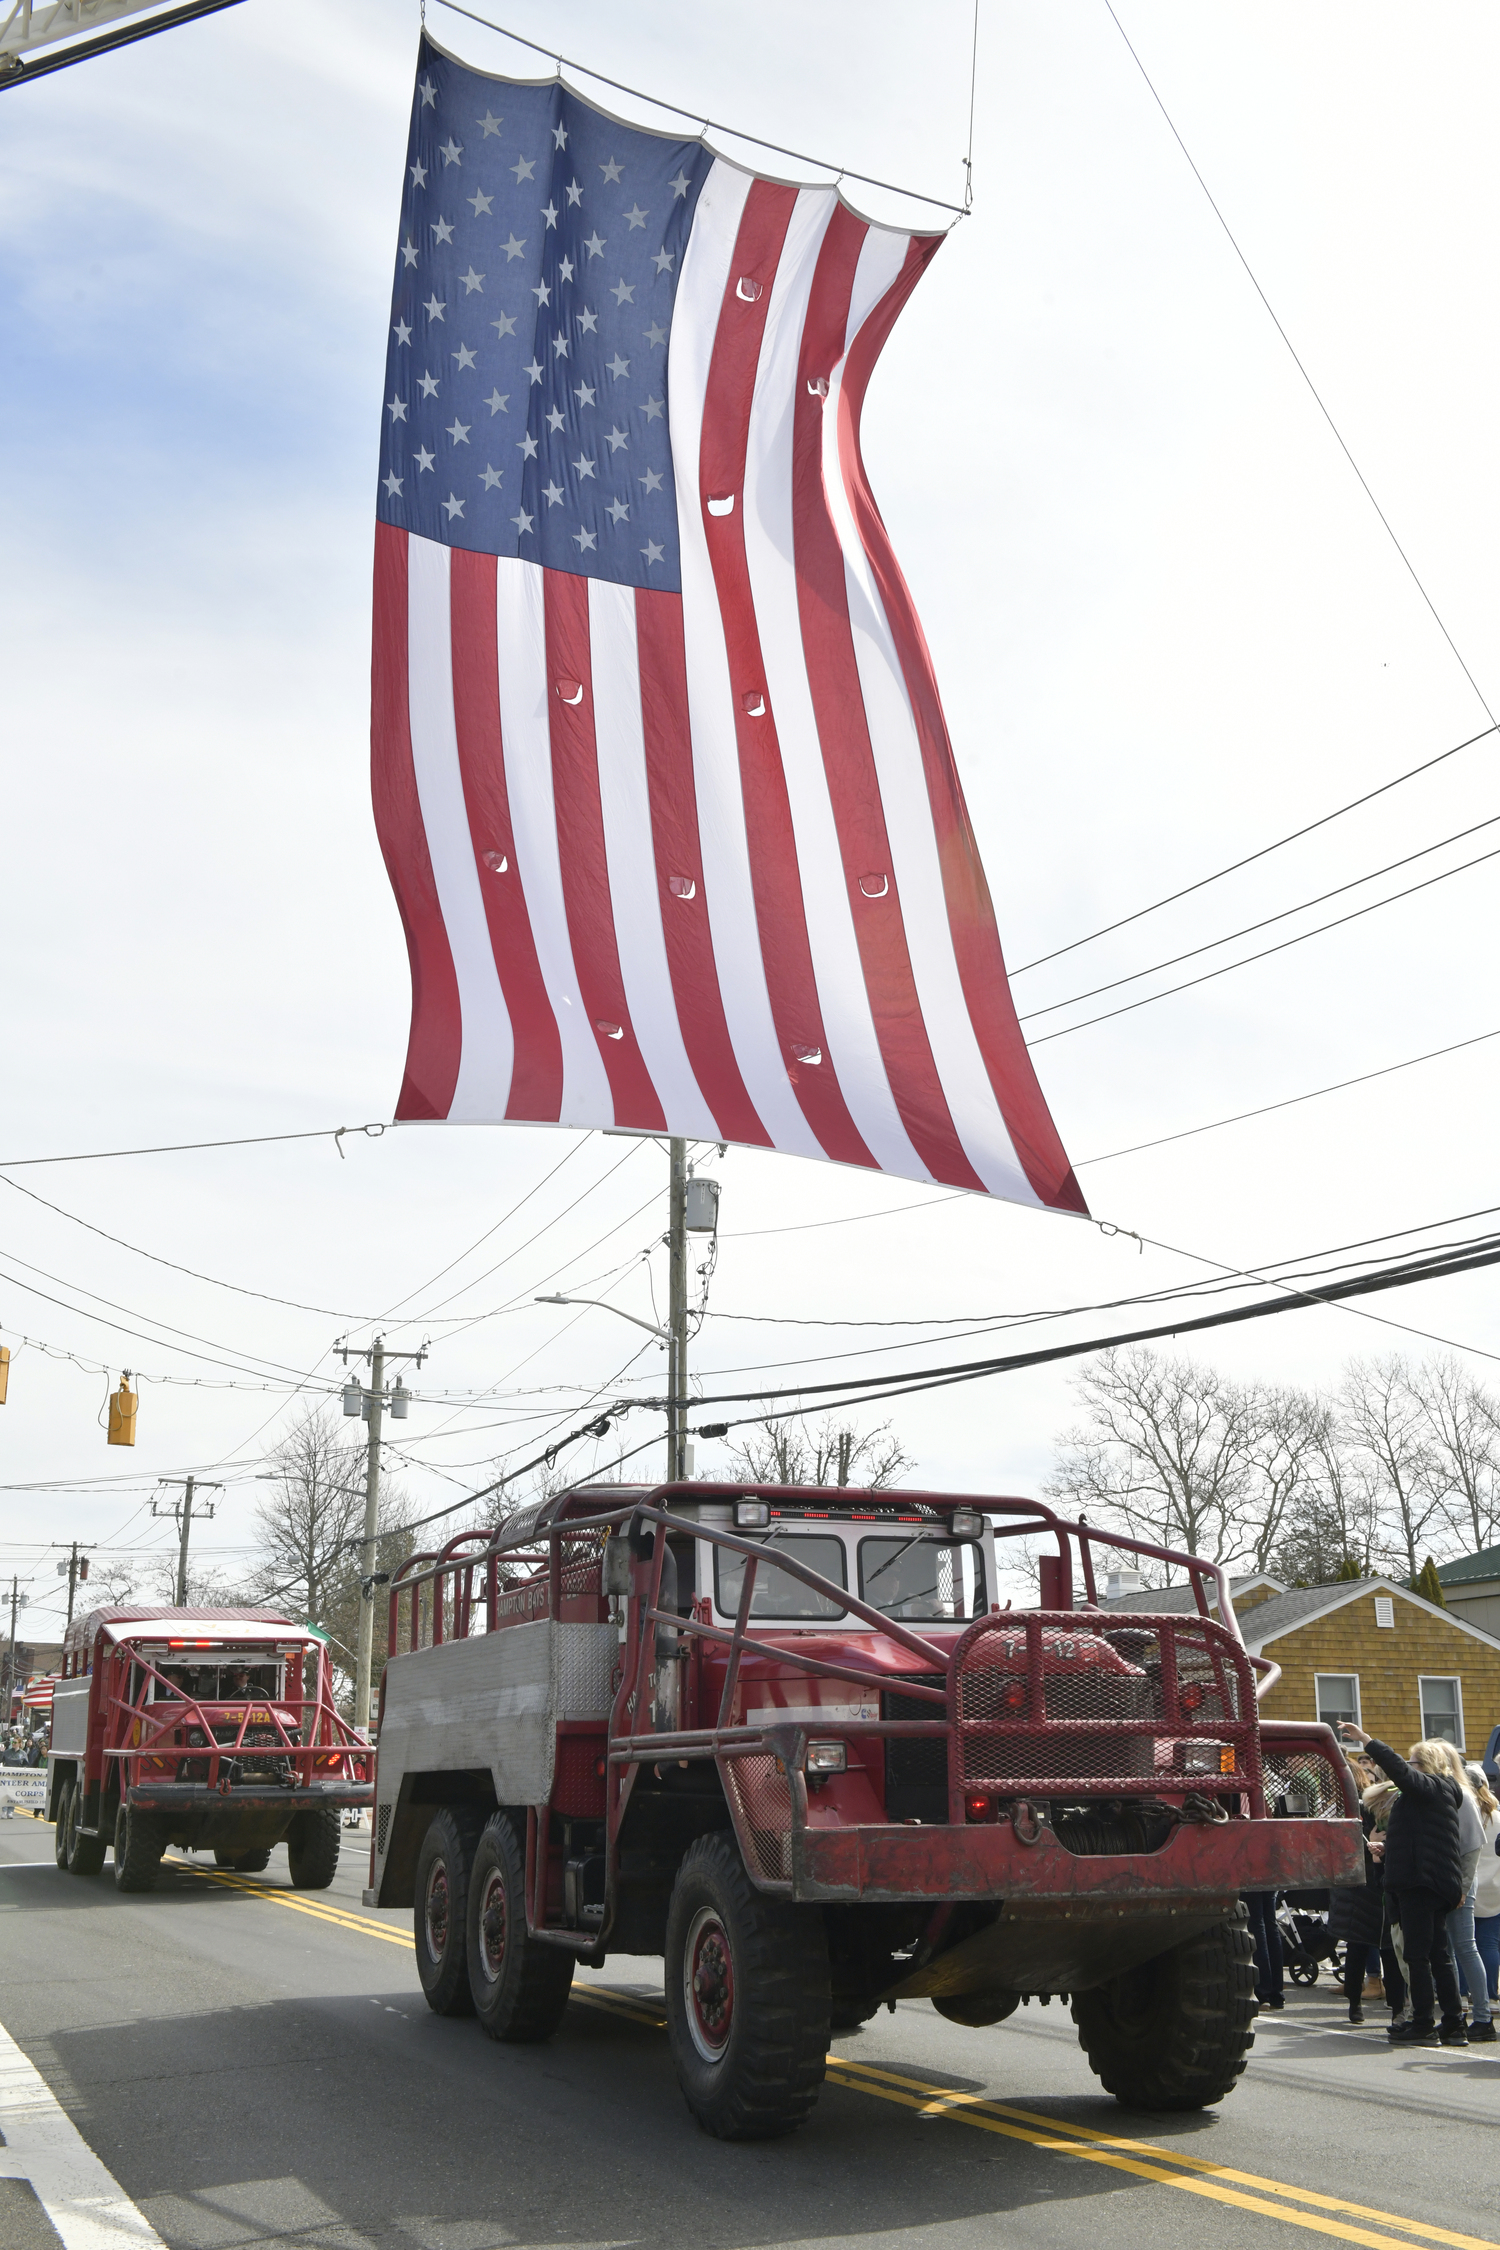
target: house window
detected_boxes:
[1418,1676,1464,1748]
[1374,1598,1395,1628]
[1315,1674,1361,1732]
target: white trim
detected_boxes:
[0,2010,164,2247]
[1313,1672,1362,1730]
[1242,1577,1500,1655]
[1417,1672,1466,1752]
[1374,1597,1395,1628]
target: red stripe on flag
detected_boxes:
[371,522,461,1121]
[449,549,564,1122]
[700,181,877,1171]
[792,207,986,1195]
[635,588,772,1147]
[837,242,1087,1216]
[543,569,667,1130]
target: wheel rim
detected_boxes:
[683,1905,735,2063]
[423,1860,450,1964]
[477,1866,508,1985]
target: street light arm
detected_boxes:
[535,1294,670,1343]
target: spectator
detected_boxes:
[1329,1789,1385,2025]
[1242,1888,1283,2011]
[1339,1724,1465,2047]
[1431,1750,1500,2041]
[1468,1761,1500,2019]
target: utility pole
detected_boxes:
[151,1478,222,1604]
[4,1577,27,1728]
[337,1334,427,1735]
[54,1542,91,1630]
[667,1139,689,1482]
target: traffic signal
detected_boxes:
[107,1375,137,1447]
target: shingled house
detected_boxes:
[1102,1569,1500,1753]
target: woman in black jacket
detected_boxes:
[1340,1723,1465,2045]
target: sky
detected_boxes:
[3,0,1500,1646]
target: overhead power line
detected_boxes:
[1020,811,1500,1022]
[0,1123,387,1169]
[1009,726,1496,977]
[1029,840,1500,1045]
[1102,1,1495,730]
[676,1230,1500,1418]
[1075,1023,1500,1168]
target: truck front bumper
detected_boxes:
[792,1812,1363,1904]
[127,1782,373,1814]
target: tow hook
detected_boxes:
[1012,1799,1043,1845]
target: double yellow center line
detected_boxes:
[184,1868,1494,2250]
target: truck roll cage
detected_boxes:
[99,1641,372,1799]
[384,1487,1297,1855]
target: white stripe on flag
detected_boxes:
[825,230,1039,1205]
[744,185,933,1183]
[406,536,515,1120]
[586,578,721,1139]
[492,556,614,1126]
[670,157,826,1161]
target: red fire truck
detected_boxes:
[48,1606,373,1891]
[366,1485,1361,2139]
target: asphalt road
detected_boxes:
[0,1811,1494,2250]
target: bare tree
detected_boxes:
[249,1406,368,1627]
[1046,1349,1256,1573]
[725,1416,912,1491]
[1271,1407,1384,1583]
[1338,1358,1449,1582]
[1241,1385,1325,1573]
[1406,1355,1500,1554]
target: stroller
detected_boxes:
[1277,1892,1339,1986]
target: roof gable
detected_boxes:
[1242,1578,1500,1653]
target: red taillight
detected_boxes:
[965,1793,996,1823]
[1001,1681,1026,1711]
[1180,1684,1205,1712]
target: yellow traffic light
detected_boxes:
[107,1374,137,1447]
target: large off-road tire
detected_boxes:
[466,1813,574,2042]
[286,1807,341,1890]
[215,1848,272,1874]
[1071,1909,1257,2110]
[414,1808,482,2017]
[113,1802,165,1893]
[63,1782,108,1877]
[663,1832,830,2141]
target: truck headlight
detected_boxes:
[949,1509,984,1539]
[735,1500,771,1528]
[1180,1741,1235,1775]
[806,1741,846,1774]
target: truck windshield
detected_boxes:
[714,1536,847,1621]
[859,1536,986,1622]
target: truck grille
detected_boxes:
[955,1615,1258,1798]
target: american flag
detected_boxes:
[372,36,1084,1213]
